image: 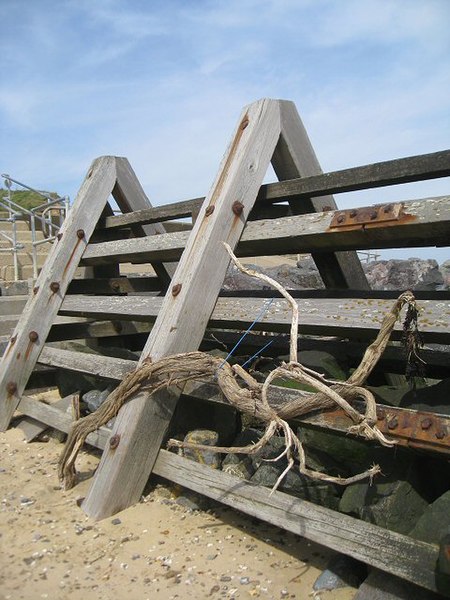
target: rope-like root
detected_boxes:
[58,245,422,493]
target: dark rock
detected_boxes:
[339,478,428,535]
[297,350,349,381]
[250,462,341,509]
[409,490,450,544]
[313,554,367,591]
[222,428,261,480]
[182,430,221,469]
[175,492,210,511]
[354,568,443,600]
[82,387,114,413]
[364,258,444,291]
[400,378,450,415]
[111,518,121,525]
[440,260,450,289]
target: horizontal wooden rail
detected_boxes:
[58,294,450,342]
[81,196,450,266]
[99,150,450,231]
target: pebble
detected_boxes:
[111,518,121,525]
[240,576,250,585]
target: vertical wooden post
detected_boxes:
[273,100,369,290]
[0,156,117,431]
[82,98,283,519]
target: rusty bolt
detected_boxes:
[109,434,120,449]
[6,381,17,395]
[10,335,17,345]
[57,233,63,241]
[370,210,378,220]
[349,210,358,218]
[33,286,39,295]
[337,214,346,224]
[172,283,182,297]
[420,417,433,430]
[232,201,244,216]
[387,416,398,430]
[205,205,215,217]
[50,281,60,293]
[436,427,446,440]
[28,331,39,343]
[322,205,333,212]
[383,204,393,214]
[376,407,386,420]
[240,117,249,130]
[76,229,85,239]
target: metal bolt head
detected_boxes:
[337,214,345,224]
[349,210,358,218]
[10,335,17,345]
[420,417,433,430]
[6,381,17,395]
[383,204,393,214]
[171,283,182,297]
[57,233,63,241]
[436,427,446,440]
[28,331,39,343]
[232,201,244,216]
[370,210,378,220]
[205,205,215,217]
[109,434,120,449]
[376,407,386,420]
[76,229,85,239]
[33,286,39,295]
[50,281,60,293]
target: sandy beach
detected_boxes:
[0,425,358,600]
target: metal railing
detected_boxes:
[0,174,70,281]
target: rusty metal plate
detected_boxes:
[330,202,403,228]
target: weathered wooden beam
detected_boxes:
[273,100,369,289]
[58,295,450,343]
[80,195,450,266]
[0,156,118,431]
[81,98,285,520]
[99,149,450,231]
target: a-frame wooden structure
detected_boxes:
[1,98,449,597]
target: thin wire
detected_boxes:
[218,298,274,369]
[241,338,275,369]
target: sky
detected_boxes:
[0,0,449,262]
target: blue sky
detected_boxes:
[1,0,449,262]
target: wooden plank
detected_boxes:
[58,295,450,342]
[17,395,110,449]
[18,394,73,441]
[0,156,117,431]
[153,451,439,594]
[260,148,450,204]
[35,347,450,456]
[99,149,450,231]
[80,195,450,266]
[11,390,441,593]
[81,98,284,520]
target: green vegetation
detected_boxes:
[0,188,59,211]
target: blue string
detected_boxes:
[218,297,274,369]
[241,338,275,369]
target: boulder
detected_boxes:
[409,490,450,544]
[364,258,444,291]
[400,378,450,415]
[182,429,221,469]
[222,428,261,480]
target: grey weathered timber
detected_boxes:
[82,98,285,519]
[273,100,369,289]
[0,296,28,315]
[80,195,450,266]
[0,156,117,431]
[18,394,73,442]
[260,148,450,203]
[58,295,450,342]
[99,149,450,231]
[152,452,440,594]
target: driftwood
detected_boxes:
[58,243,422,493]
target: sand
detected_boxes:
[0,426,358,600]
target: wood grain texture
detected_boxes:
[58,294,450,342]
[80,195,450,266]
[82,98,285,519]
[0,156,117,431]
